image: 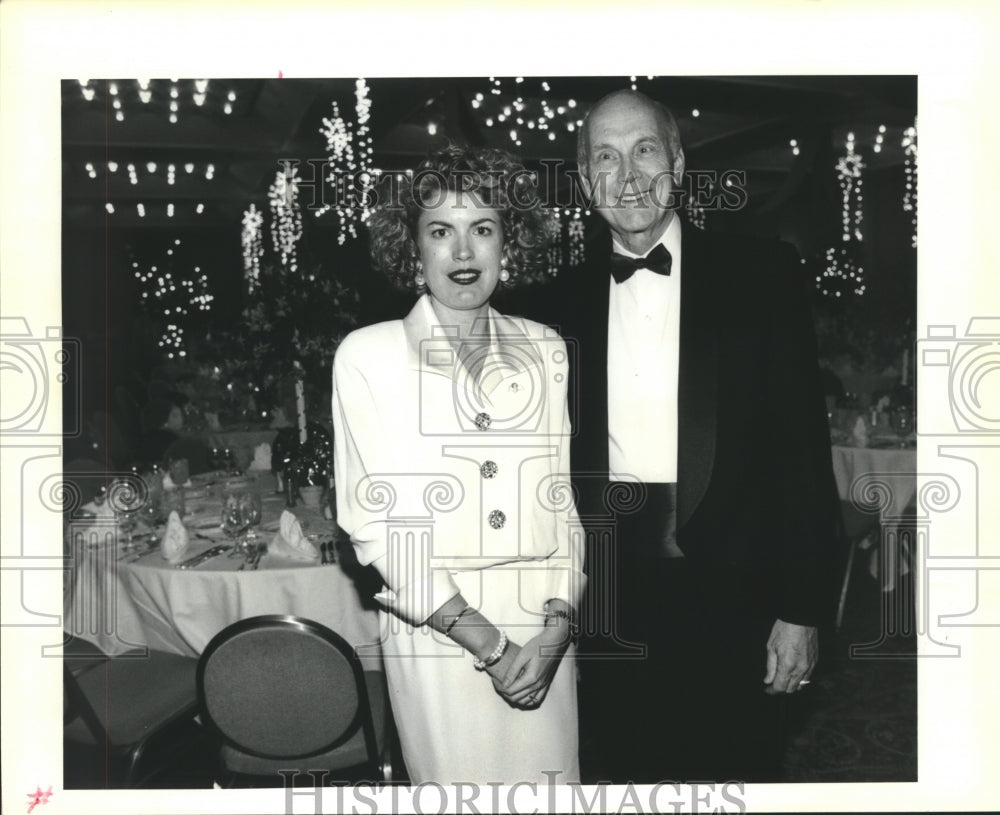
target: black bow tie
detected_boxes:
[609,243,673,283]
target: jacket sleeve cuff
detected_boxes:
[373,564,461,626]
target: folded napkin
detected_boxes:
[161,511,191,563]
[80,499,115,519]
[248,442,272,471]
[162,472,193,489]
[269,510,319,560]
[851,415,869,448]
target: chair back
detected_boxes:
[197,615,376,762]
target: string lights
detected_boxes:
[75,79,239,124]
[837,131,864,243]
[546,208,586,277]
[567,209,585,266]
[85,161,217,184]
[316,79,374,244]
[161,324,184,356]
[242,204,264,292]
[902,119,917,248]
[131,239,214,357]
[268,165,303,272]
[476,78,584,146]
[686,176,714,231]
[547,209,564,275]
[817,132,866,297]
[873,124,885,154]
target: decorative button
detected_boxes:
[474,412,492,431]
[481,460,498,479]
[488,509,506,529]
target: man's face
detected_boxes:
[581,94,684,254]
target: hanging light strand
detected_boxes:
[902,119,917,248]
[355,79,374,225]
[547,208,564,275]
[817,132,866,297]
[241,204,265,292]
[317,79,374,244]
[268,166,303,271]
[567,208,586,267]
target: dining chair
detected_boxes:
[196,615,393,787]
[63,639,202,787]
[835,500,881,629]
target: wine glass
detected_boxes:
[109,477,143,551]
[222,487,253,557]
[890,405,915,447]
[221,486,262,559]
[243,491,263,553]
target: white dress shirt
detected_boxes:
[607,216,682,483]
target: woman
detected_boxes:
[138,396,212,476]
[332,145,584,784]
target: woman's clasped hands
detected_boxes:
[486,619,573,710]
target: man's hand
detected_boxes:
[763,619,817,694]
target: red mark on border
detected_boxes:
[278,70,284,79]
[27,787,52,813]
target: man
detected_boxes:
[523,90,839,783]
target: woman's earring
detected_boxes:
[414,259,425,289]
[499,257,510,283]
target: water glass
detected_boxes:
[221,485,261,558]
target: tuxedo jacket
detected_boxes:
[507,220,840,627]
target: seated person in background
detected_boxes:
[138,397,212,476]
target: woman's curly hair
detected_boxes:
[368,144,556,292]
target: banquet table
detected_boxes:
[831,439,917,590]
[64,473,382,669]
[200,428,278,471]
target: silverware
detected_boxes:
[121,541,162,564]
[237,543,266,572]
[249,543,266,571]
[176,544,232,569]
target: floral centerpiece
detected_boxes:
[271,422,333,487]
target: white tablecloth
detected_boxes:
[64,483,382,669]
[831,443,917,590]
[830,444,917,518]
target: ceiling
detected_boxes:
[62,75,917,232]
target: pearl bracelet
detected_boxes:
[473,629,509,671]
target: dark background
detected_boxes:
[62,76,917,444]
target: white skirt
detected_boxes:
[379,563,579,785]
